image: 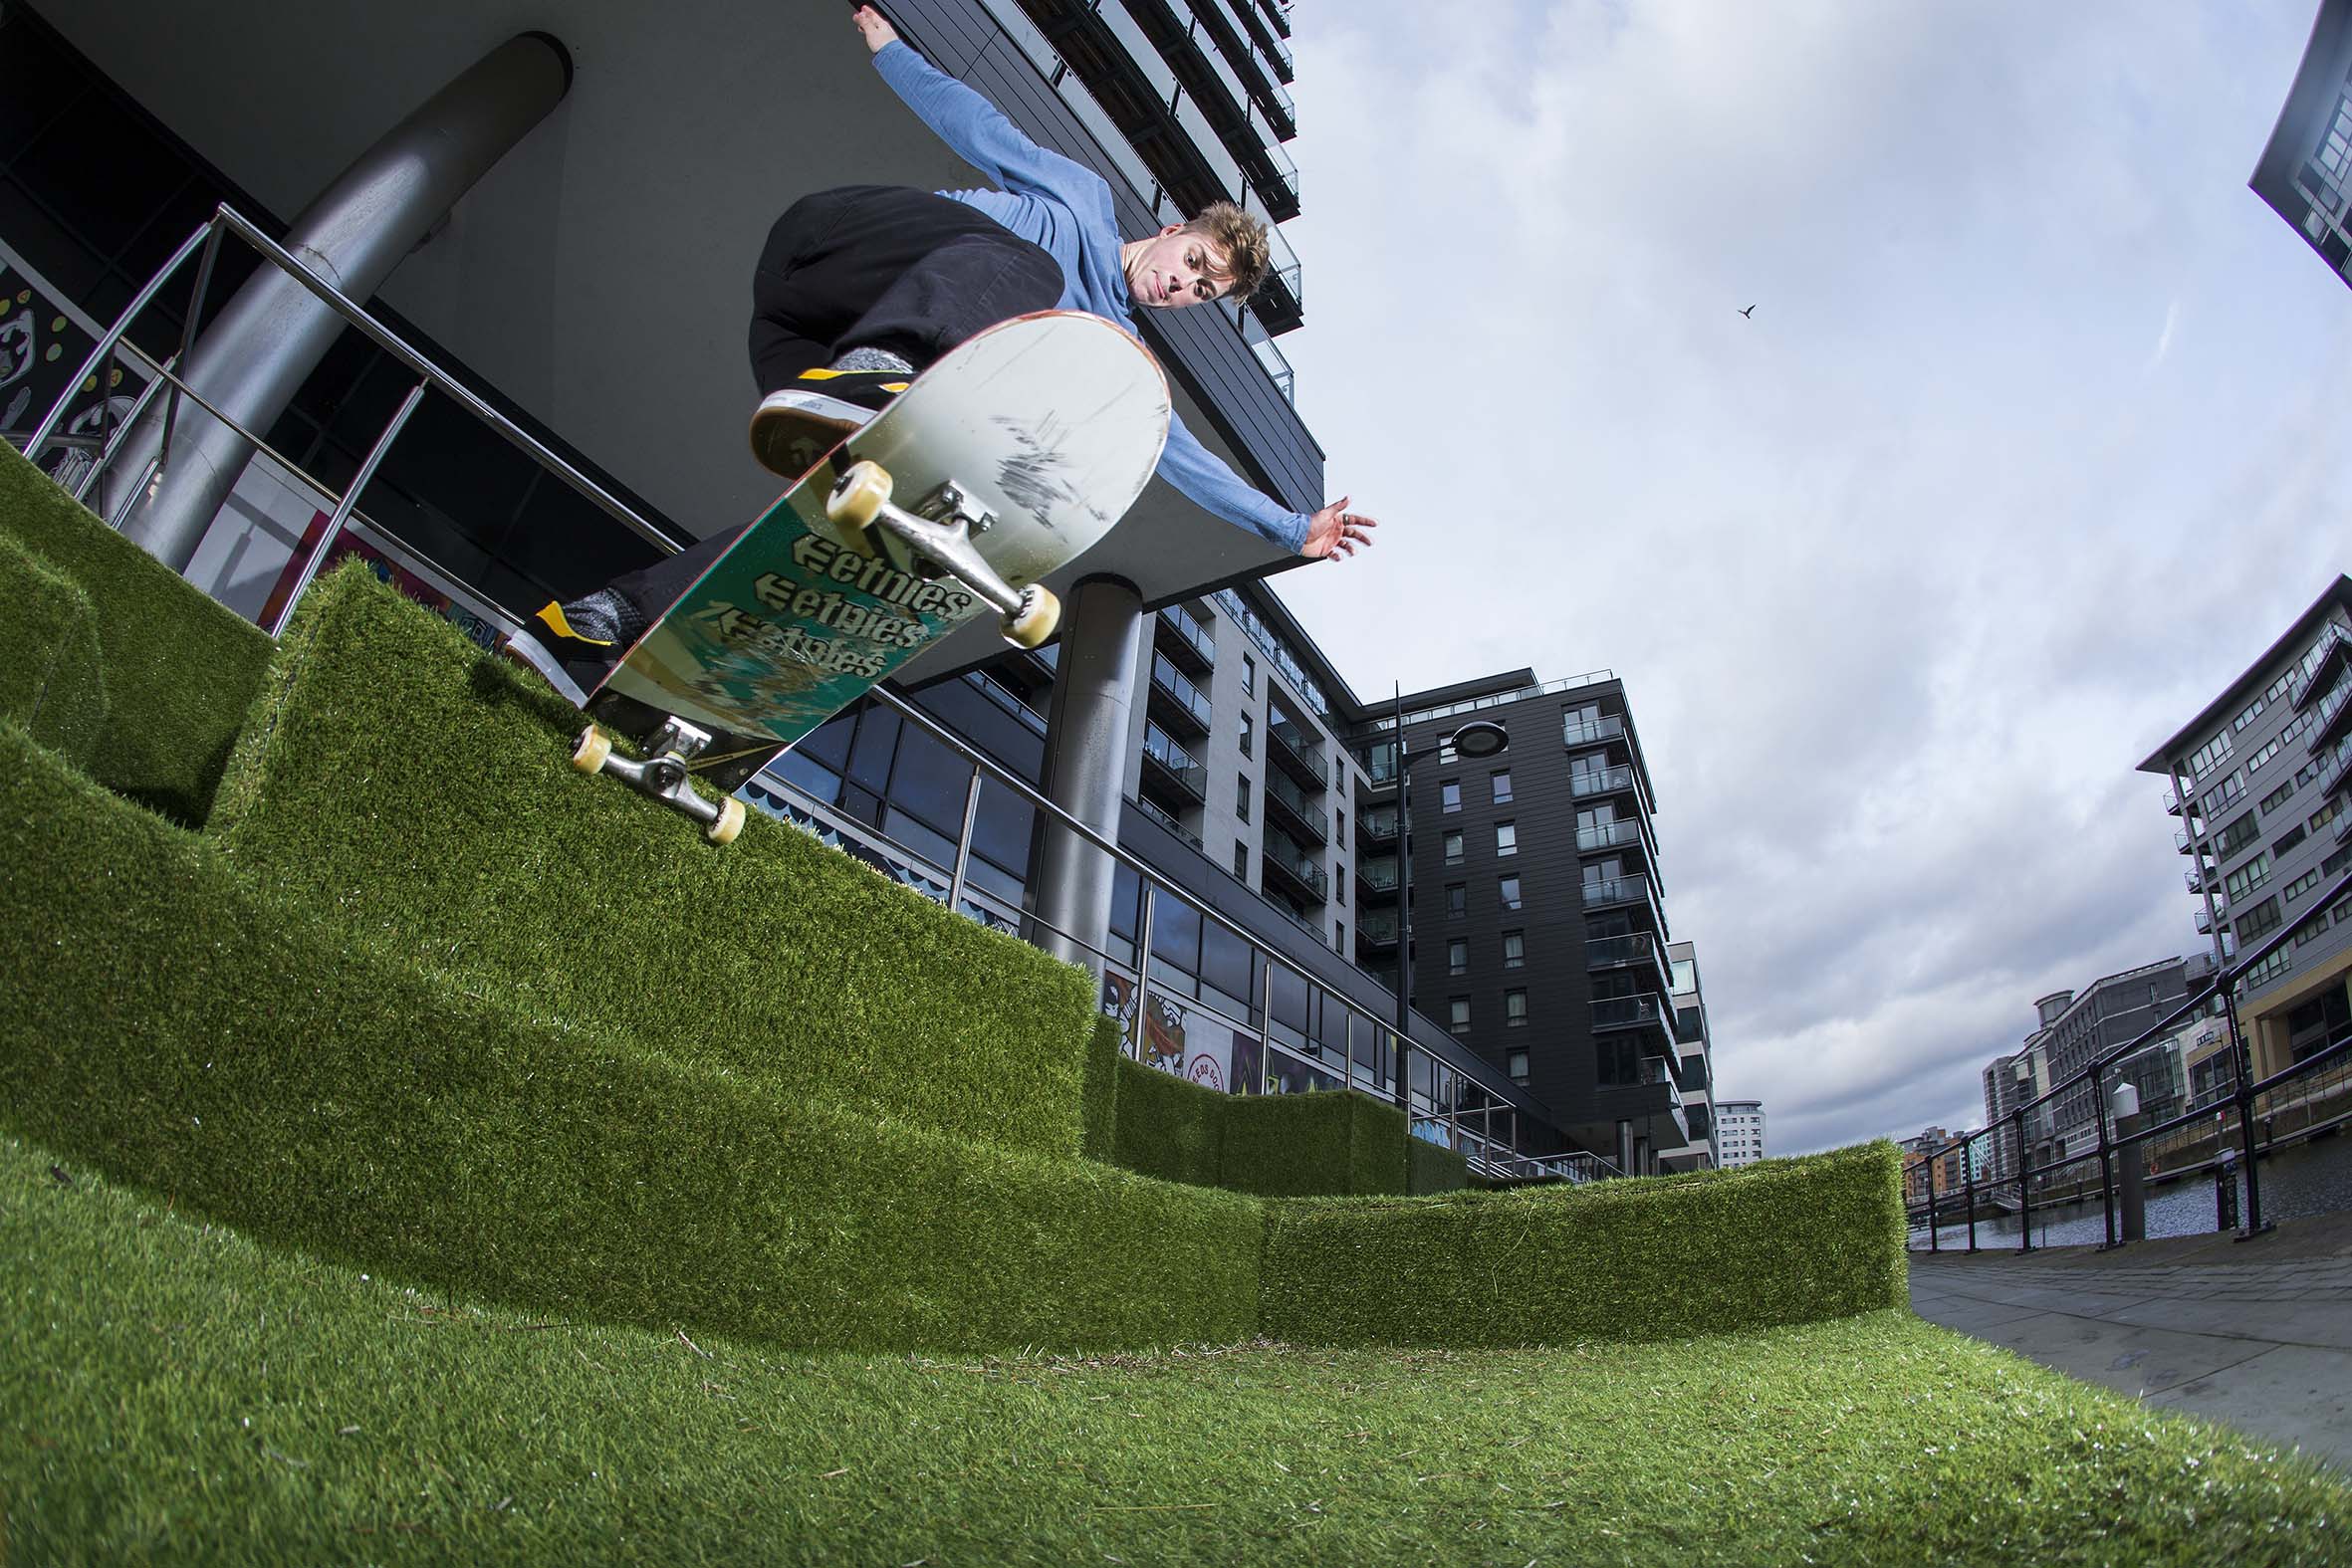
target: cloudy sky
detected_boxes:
[1265,2,2351,1155]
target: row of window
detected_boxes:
[1447,990,1529,1036]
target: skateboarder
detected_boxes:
[528,3,1374,673]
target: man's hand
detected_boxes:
[850,4,898,53]
[1300,496,1377,560]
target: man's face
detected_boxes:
[1125,226,1231,311]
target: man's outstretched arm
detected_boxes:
[852,6,1100,207]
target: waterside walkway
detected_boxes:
[1909,1211,2352,1472]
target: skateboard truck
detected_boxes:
[572,716,748,845]
[825,460,1059,648]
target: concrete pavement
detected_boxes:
[1907,1210,2352,1473]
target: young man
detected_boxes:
[530,4,1373,674]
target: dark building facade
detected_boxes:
[1350,669,1690,1174]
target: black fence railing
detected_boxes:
[1907,862,2352,1254]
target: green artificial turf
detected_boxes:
[0,526,107,767]
[1408,1131,1469,1196]
[0,438,271,824]
[6,1130,2346,1568]
[1108,1051,1227,1187]
[1220,1089,1411,1197]
[1262,1143,1909,1346]
[0,720,1262,1354]
[209,565,1102,1163]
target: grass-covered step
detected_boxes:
[0,439,271,824]
[7,1130,2345,1568]
[1407,1131,1469,1195]
[0,722,1261,1353]
[1103,1055,1453,1198]
[209,564,1101,1162]
[0,527,107,768]
[1261,1143,1907,1346]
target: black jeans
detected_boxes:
[601,187,1061,626]
[745,184,1061,391]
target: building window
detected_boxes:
[2261,780,2297,815]
[1233,841,1249,880]
[1236,775,1251,822]
[1507,1048,1529,1081]
[1334,921,1345,953]
[1336,808,1347,852]
[1446,883,1467,918]
[1449,999,1472,1035]
[1506,989,1528,1026]
[1440,780,1462,813]
[1493,770,1513,803]
[1443,829,1465,865]
[2236,896,2282,942]
[1503,931,1525,968]
[2216,812,2260,858]
[1496,821,1518,857]
[1500,875,1523,912]
[1448,938,1468,976]
[1243,654,1256,696]
[1239,709,1254,759]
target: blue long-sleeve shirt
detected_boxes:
[873,41,1309,555]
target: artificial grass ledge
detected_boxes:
[208,565,1103,1164]
[0,719,1261,1353]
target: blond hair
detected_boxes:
[1183,201,1273,303]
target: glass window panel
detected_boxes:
[1149,888,1204,974]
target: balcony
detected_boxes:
[1267,714,1329,790]
[2309,676,2352,755]
[2174,828,2194,854]
[1562,714,1627,749]
[1587,932,1673,998]
[1357,856,1399,903]
[1582,873,1664,927]
[1155,602,1216,675]
[1570,764,1638,803]
[2194,905,2220,936]
[2186,863,2220,896]
[2290,624,2352,710]
[2164,786,2188,817]
[1592,993,1673,1039]
[1262,834,1327,904]
[1358,806,1399,846]
[1135,794,1201,850]
[1576,818,1649,856]
[1265,768,1327,846]
[1139,721,1207,807]
[1148,651,1213,738]
[1357,910,1399,951]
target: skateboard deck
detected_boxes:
[564,311,1169,837]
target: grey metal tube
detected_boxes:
[1027,577,1145,974]
[112,32,573,570]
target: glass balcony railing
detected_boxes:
[1135,794,1202,850]
[2311,676,2352,752]
[1576,819,1646,854]
[1141,720,1207,802]
[2289,623,2352,710]
[1263,837,1328,900]
[1563,714,1626,748]
[1265,769,1327,843]
[1359,808,1399,843]
[1586,933,1661,971]
[1358,911,1400,946]
[1581,875,1657,920]
[1149,651,1213,733]
[1267,715,1328,789]
[2164,786,2187,816]
[1358,858,1399,893]
[1591,994,1670,1033]
[1156,602,1216,671]
[1570,764,1635,800]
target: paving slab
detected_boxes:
[1908,1210,2352,1472]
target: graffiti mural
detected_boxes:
[0,238,152,494]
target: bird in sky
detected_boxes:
[1739,305,1757,319]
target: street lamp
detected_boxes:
[1389,690,1509,1115]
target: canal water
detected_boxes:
[1910,1131,2352,1250]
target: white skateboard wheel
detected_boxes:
[708,796,747,845]
[1002,585,1060,649]
[826,460,893,531]
[572,725,612,774]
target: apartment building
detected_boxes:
[2137,576,2352,1087]
[2252,0,2352,291]
[1661,939,1720,1171]
[1716,1099,1765,1168]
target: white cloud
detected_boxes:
[1269,1,2351,1154]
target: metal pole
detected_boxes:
[1927,1144,1940,1252]
[2221,983,2272,1239]
[946,765,985,916]
[2014,1108,2033,1253]
[115,34,575,568]
[1391,683,1413,1110]
[265,379,427,636]
[152,219,227,482]
[1964,1131,1979,1252]
[2092,1061,2116,1250]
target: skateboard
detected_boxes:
[517,312,1169,843]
